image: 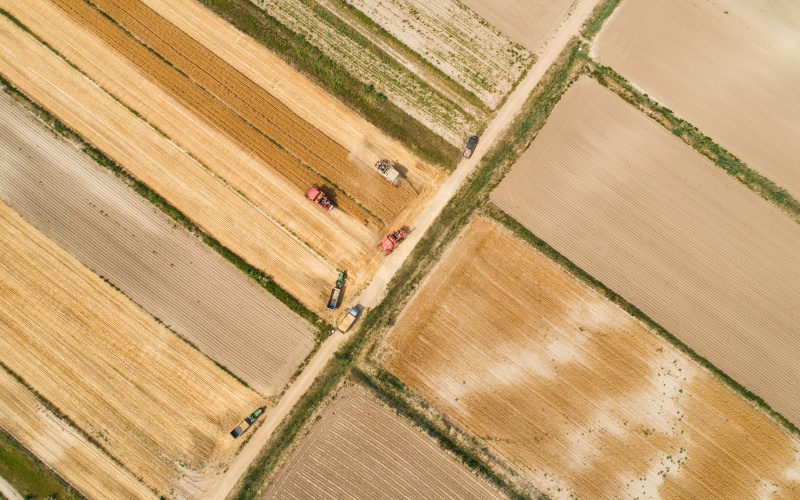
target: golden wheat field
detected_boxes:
[0,369,155,499]
[263,381,503,499]
[1,0,444,310]
[492,76,800,426]
[0,201,263,497]
[594,0,800,198]
[0,91,314,396]
[384,218,800,498]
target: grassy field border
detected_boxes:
[0,427,83,500]
[197,0,460,168]
[0,21,328,341]
[581,0,620,40]
[587,59,800,223]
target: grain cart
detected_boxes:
[326,272,346,310]
[230,406,267,438]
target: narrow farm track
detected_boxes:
[0,14,336,310]
[0,370,155,500]
[0,91,315,396]
[0,201,264,496]
[49,0,381,225]
[4,0,376,284]
[88,0,417,218]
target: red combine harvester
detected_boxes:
[379,229,407,255]
[306,186,334,211]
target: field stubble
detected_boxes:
[262,381,503,499]
[594,0,800,198]
[384,218,800,498]
[492,76,800,426]
[0,201,263,497]
[0,90,315,396]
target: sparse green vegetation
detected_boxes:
[581,0,620,40]
[0,429,82,500]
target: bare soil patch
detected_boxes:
[263,381,503,499]
[0,91,314,396]
[0,12,337,311]
[384,218,800,498]
[460,0,575,54]
[0,201,263,497]
[492,77,800,425]
[342,0,532,108]
[594,0,800,198]
[0,369,155,500]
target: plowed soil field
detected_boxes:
[0,91,313,396]
[0,201,263,497]
[594,0,800,198]
[0,12,336,310]
[384,218,800,498]
[492,77,800,425]
[460,0,575,53]
[263,382,503,499]
[0,369,155,500]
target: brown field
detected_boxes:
[341,0,532,108]
[263,382,503,499]
[492,77,800,424]
[0,369,155,499]
[0,91,314,396]
[594,0,800,198]
[0,201,263,496]
[384,218,800,498]
[459,0,575,53]
[0,11,337,311]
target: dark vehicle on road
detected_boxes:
[462,135,479,159]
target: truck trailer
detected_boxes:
[230,406,267,439]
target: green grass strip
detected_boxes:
[581,0,620,40]
[197,0,460,169]
[587,59,800,223]
[0,428,83,500]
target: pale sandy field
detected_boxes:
[0,201,263,497]
[342,0,532,108]
[0,12,337,311]
[263,382,503,499]
[460,0,575,54]
[385,218,800,498]
[594,0,800,198]
[0,369,155,500]
[492,77,800,425]
[0,91,314,396]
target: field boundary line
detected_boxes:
[196,0,460,168]
[580,0,620,40]
[0,361,151,493]
[0,18,328,339]
[585,58,800,224]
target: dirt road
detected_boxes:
[207,0,600,496]
[0,476,23,500]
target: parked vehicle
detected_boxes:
[337,307,359,333]
[230,406,267,438]
[379,229,407,255]
[326,272,345,310]
[462,135,479,159]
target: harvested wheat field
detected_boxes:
[594,0,800,198]
[0,91,313,395]
[384,218,800,498]
[0,11,338,311]
[460,0,575,54]
[0,201,263,497]
[263,381,503,499]
[0,369,155,500]
[342,0,532,108]
[492,77,800,424]
[2,0,444,301]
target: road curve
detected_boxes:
[204,0,602,497]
